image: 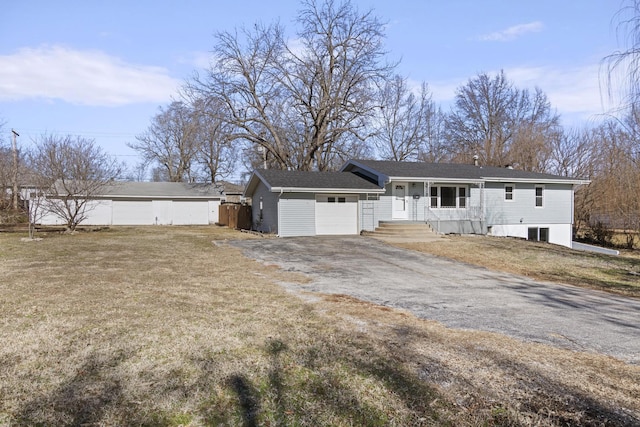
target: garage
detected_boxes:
[172,201,211,225]
[244,169,384,236]
[112,200,153,225]
[38,182,228,226]
[315,194,359,235]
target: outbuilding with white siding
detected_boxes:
[38,182,227,226]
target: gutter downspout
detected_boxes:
[277,188,283,236]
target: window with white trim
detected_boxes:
[430,187,438,208]
[535,185,544,207]
[428,186,468,209]
[505,184,514,201]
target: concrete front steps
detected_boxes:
[367,221,442,243]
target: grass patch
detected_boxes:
[1,226,639,426]
[398,235,640,297]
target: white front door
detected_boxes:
[392,182,408,219]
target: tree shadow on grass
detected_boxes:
[15,351,128,426]
[227,374,260,427]
[479,348,640,427]
[386,323,640,426]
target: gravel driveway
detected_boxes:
[231,236,640,364]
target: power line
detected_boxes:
[12,128,140,139]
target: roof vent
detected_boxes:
[473,155,479,167]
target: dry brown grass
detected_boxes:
[398,235,640,297]
[1,226,639,426]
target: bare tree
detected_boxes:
[191,98,237,182]
[508,88,561,172]
[129,101,199,182]
[573,120,640,248]
[548,127,596,178]
[29,135,121,232]
[445,71,560,169]
[603,0,640,115]
[373,76,436,161]
[187,0,394,171]
[0,121,11,209]
[417,107,450,163]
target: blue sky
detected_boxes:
[0,1,627,177]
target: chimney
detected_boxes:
[473,154,479,167]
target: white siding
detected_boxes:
[208,200,221,224]
[38,199,112,226]
[84,199,112,225]
[153,200,172,225]
[278,194,315,237]
[38,197,221,226]
[112,201,153,225]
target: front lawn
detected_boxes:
[0,227,638,426]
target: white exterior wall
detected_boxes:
[39,198,221,226]
[488,224,572,247]
[153,200,172,225]
[208,200,221,224]
[112,201,153,225]
[37,199,113,226]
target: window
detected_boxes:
[458,187,466,208]
[328,197,336,203]
[539,227,549,242]
[505,185,514,201]
[430,187,438,208]
[441,187,456,208]
[535,186,544,207]
[428,186,468,209]
[338,197,346,203]
[528,227,550,242]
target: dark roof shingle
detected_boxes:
[348,159,582,181]
[256,169,382,190]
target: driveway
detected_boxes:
[230,236,640,364]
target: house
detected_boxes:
[243,159,590,247]
[38,181,228,226]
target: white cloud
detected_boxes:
[0,45,181,106]
[478,21,544,42]
[505,64,610,122]
[178,50,213,70]
[427,64,611,126]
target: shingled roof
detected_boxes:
[245,169,383,195]
[94,182,225,198]
[344,159,587,183]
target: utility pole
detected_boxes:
[11,129,19,210]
